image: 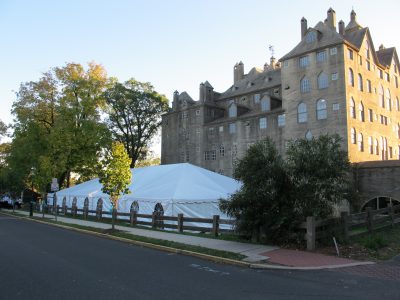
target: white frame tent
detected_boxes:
[52,163,241,220]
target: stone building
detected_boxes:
[161,8,400,188]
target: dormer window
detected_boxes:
[228,103,237,118]
[305,31,316,43]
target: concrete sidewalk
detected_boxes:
[5,210,374,269]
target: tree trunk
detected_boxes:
[112,208,115,230]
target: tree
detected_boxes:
[0,120,7,138]
[6,62,111,195]
[99,142,132,230]
[220,135,353,244]
[286,134,351,219]
[220,139,297,243]
[104,79,169,168]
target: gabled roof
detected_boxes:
[178,91,195,103]
[218,68,281,99]
[376,47,395,68]
[343,27,367,49]
[280,21,344,61]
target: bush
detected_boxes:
[360,235,388,251]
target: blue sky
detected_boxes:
[1,0,400,149]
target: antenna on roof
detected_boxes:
[269,45,275,57]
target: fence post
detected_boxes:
[366,207,373,233]
[177,213,184,233]
[340,212,349,241]
[152,212,157,228]
[388,203,395,227]
[130,210,137,226]
[212,215,220,237]
[306,216,316,251]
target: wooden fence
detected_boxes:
[38,204,236,237]
[299,203,400,250]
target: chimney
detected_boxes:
[237,61,244,81]
[263,62,269,71]
[233,63,238,83]
[172,90,179,110]
[338,20,345,35]
[270,57,276,70]
[379,44,385,51]
[199,82,205,102]
[350,9,357,22]
[301,17,307,38]
[327,8,336,30]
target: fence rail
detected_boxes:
[36,204,236,236]
[298,203,400,250]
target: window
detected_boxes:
[366,60,371,71]
[305,130,313,140]
[365,40,370,59]
[395,76,398,88]
[359,102,365,122]
[219,125,224,133]
[254,94,261,103]
[375,139,379,155]
[204,151,210,161]
[300,76,311,93]
[386,89,391,111]
[358,55,362,65]
[195,109,200,116]
[350,97,356,118]
[261,96,271,111]
[299,55,309,67]
[348,49,353,60]
[348,68,354,86]
[396,97,399,111]
[316,50,326,62]
[231,144,237,157]
[211,150,216,160]
[219,145,225,157]
[358,74,363,91]
[368,109,373,122]
[398,124,400,139]
[330,47,337,55]
[306,31,316,43]
[208,127,214,137]
[229,123,236,134]
[366,80,372,93]
[278,114,285,127]
[358,133,364,151]
[368,137,373,154]
[259,117,267,129]
[297,103,307,123]
[333,103,340,111]
[379,69,383,79]
[386,73,390,82]
[331,72,338,81]
[228,103,237,117]
[316,99,327,120]
[351,128,356,144]
[318,72,329,89]
[379,85,384,107]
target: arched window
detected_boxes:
[300,76,311,93]
[349,68,354,86]
[358,133,364,151]
[386,89,391,111]
[368,136,373,154]
[375,138,379,155]
[358,74,363,91]
[350,98,356,118]
[396,97,399,111]
[318,72,329,89]
[379,85,384,107]
[351,128,356,144]
[228,103,237,117]
[359,102,365,122]
[130,201,139,213]
[316,99,327,120]
[297,102,307,123]
[305,130,313,140]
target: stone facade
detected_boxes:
[161,8,400,178]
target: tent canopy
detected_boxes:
[53,163,241,218]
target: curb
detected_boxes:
[1,211,375,271]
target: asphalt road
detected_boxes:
[0,214,399,300]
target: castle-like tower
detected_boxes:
[161,8,400,178]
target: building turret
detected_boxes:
[172,90,179,111]
[199,82,205,102]
[270,56,276,70]
[234,61,244,83]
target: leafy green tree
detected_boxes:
[7,62,111,195]
[135,155,161,168]
[220,139,297,243]
[99,142,132,230]
[0,120,7,138]
[286,134,351,219]
[104,79,169,167]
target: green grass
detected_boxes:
[6,211,246,261]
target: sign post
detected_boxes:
[51,178,59,221]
